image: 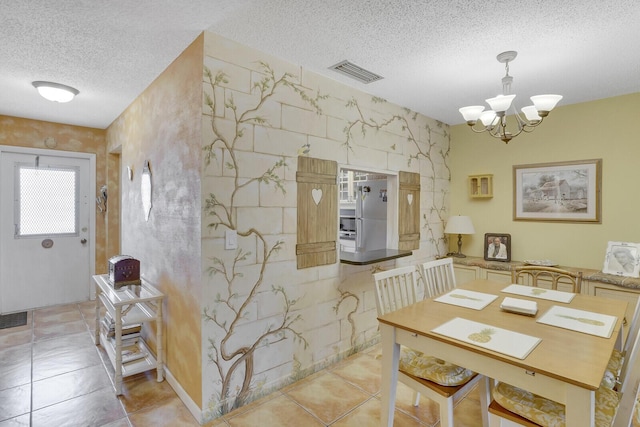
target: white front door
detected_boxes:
[0,147,95,313]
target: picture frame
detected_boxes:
[513,159,602,223]
[484,233,511,262]
[602,241,640,278]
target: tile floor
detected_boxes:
[0,301,485,426]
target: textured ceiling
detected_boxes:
[2,0,639,129]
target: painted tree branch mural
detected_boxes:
[343,97,451,256]
[202,62,323,414]
[333,289,359,354]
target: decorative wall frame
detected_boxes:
[484,233,511,262]
[513,159,602,223]
[602,241,640,278]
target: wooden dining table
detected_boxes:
[378,279,628,427]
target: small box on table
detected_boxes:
[108,255,141,289]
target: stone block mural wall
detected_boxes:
[200,32,450,420]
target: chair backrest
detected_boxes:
[613,314,640,426]
[510,266,582,293]
[420,258,457,298]
[619,295,640,382]
[373,265,420,316]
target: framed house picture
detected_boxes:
[484,233,511,262]
[602,241,640,278]
[513,159,602,223]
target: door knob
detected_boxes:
[80,238,87,244]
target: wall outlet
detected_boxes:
[225,229,238,250]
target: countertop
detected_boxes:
[452,256,640,290]
[340,249,413,265]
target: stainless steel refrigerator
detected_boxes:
[355,180,388,252]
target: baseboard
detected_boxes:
[164,366,203,424]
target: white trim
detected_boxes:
[164,366,203,424]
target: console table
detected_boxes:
[93,274,164,395]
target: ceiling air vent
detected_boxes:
[329,60,383,84]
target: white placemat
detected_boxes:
[434,289,498,310]
[431,317,542,360]
[536,305,617,338]
[501,284,576,303]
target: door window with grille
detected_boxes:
[15,164,79,237]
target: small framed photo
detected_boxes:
[484,233,511,262]
[602,241,640,278]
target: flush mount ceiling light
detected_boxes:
[458,51,562,144]
[32,81,79,103]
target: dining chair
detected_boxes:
[373,265,489,427]
[487,309,640,427]
[419,257,457,297]
[607,295,640,388]
[511,265,583,293]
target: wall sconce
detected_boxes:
[96,185,107,213]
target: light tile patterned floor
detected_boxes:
[0,302,485,426]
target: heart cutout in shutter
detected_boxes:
[312,188,323,205]
[407,194,413,205]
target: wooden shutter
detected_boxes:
[398,171,420,251]
[296,156,337,269]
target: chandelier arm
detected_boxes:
[467,125,493,134]
[486,115,527,144]
[520,117,545,133]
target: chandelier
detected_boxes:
[458,51,562,144]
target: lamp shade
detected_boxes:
[530,94,562,112]
[459,105,485,123]
[32,81,79,103]
[479,110,498,126]
[521,105,541,122]
[444,215,475,235]
[486,94,515,113]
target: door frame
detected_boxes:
[0,145,96,308]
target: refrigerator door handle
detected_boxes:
[356,218,362,250]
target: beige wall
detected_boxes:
[106,34,204,406]
[0,116,108,272]
[449,92,640,269]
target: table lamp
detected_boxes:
[444,215,475,258]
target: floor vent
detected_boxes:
[0,311,27,329]
[328,60,383,84]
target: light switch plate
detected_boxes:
[225,229,238,250]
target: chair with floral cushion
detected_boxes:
[419,257,457,298]
[511,265,582,293]
[373,265,489,427]
[487,311,640,427]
